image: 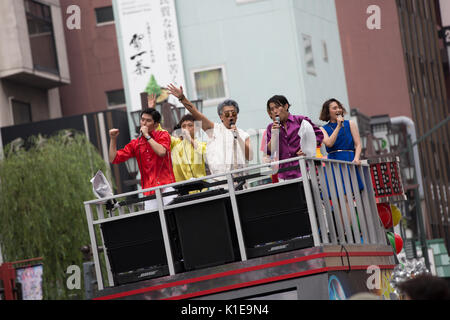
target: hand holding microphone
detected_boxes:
[230,120,237,139]
[139,126,149,139]
[337,113,344,128]
[272,116,281,131]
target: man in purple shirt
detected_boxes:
[265,95,324,180]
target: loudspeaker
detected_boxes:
[236,181,314,258]
[101,212,182,285]
[169,196,237,271]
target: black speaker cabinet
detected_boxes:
[100,212,182,285]
[236,181,314,258]
[168,197,237,271]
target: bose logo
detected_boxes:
[270,244,289,252]
[138,271,157,278]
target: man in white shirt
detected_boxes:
[167,84,253,186]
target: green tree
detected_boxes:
[0,130,108,299]
[144,74,162,97]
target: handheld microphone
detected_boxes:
[338,113,344,128]
[230,120,237,139]
[274,116,280,130]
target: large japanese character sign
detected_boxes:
[113,0,186,112]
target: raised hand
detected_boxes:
[109,128,119,139]
[148,93,157,109]
[167,83,184,100]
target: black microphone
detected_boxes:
[230,120,237,139]
[339,113,344,128]
[275,116,280,124]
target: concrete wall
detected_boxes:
[0,80,50,126]
[176,0,349,130]
[0,0,70,127]
[291,0,349,123]
[0,0,33,78]
[56,0,349,133]
[58,0,125,116]
[335,0,412,118]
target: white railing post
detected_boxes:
[298,157,321,246]
[85,203,104,291]
[349,165,370,244]
[362,165,386,244]
[341,163,362,244]
[317,163,338,244]
[155,188,175,275]
[226,173,248,261]
[357,165,378,244]
[324,162,346,243]
[332,162,354,244]
[307,159,329,244]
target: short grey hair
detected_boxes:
[217,99,240,115]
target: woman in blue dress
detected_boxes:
[319,99,364,234]
[319,98,362,168]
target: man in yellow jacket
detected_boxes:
[148,93,207,182]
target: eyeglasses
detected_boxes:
[223,111,237,118]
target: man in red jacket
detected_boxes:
[109,108,176,210]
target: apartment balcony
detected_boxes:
[0,0,70,89]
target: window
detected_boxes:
[106,89,126,108]
[95,6,114,25]
[322,40,329,63]
[25,0,59,74]
[12,100,32,125]
[192,67,227,103]
[302,35,316,75]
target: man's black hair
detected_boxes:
[266,95,291,111]
[178,114,196,126]
[140,108,161,123]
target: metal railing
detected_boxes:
[83,156,387,290]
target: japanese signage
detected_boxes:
[112,0,186,112]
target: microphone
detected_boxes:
[274,116,280,130]
[230,120,237,139]
[338,113,344,128]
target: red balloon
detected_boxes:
[377,203,393,229]
[394,233,403,254]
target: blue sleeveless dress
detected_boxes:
[323,120,364,195]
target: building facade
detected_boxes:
[335,0,449,249]
[58,0,125,116]
[0,0,70,128]
[174,0,349,130]
[56,0,349,131]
